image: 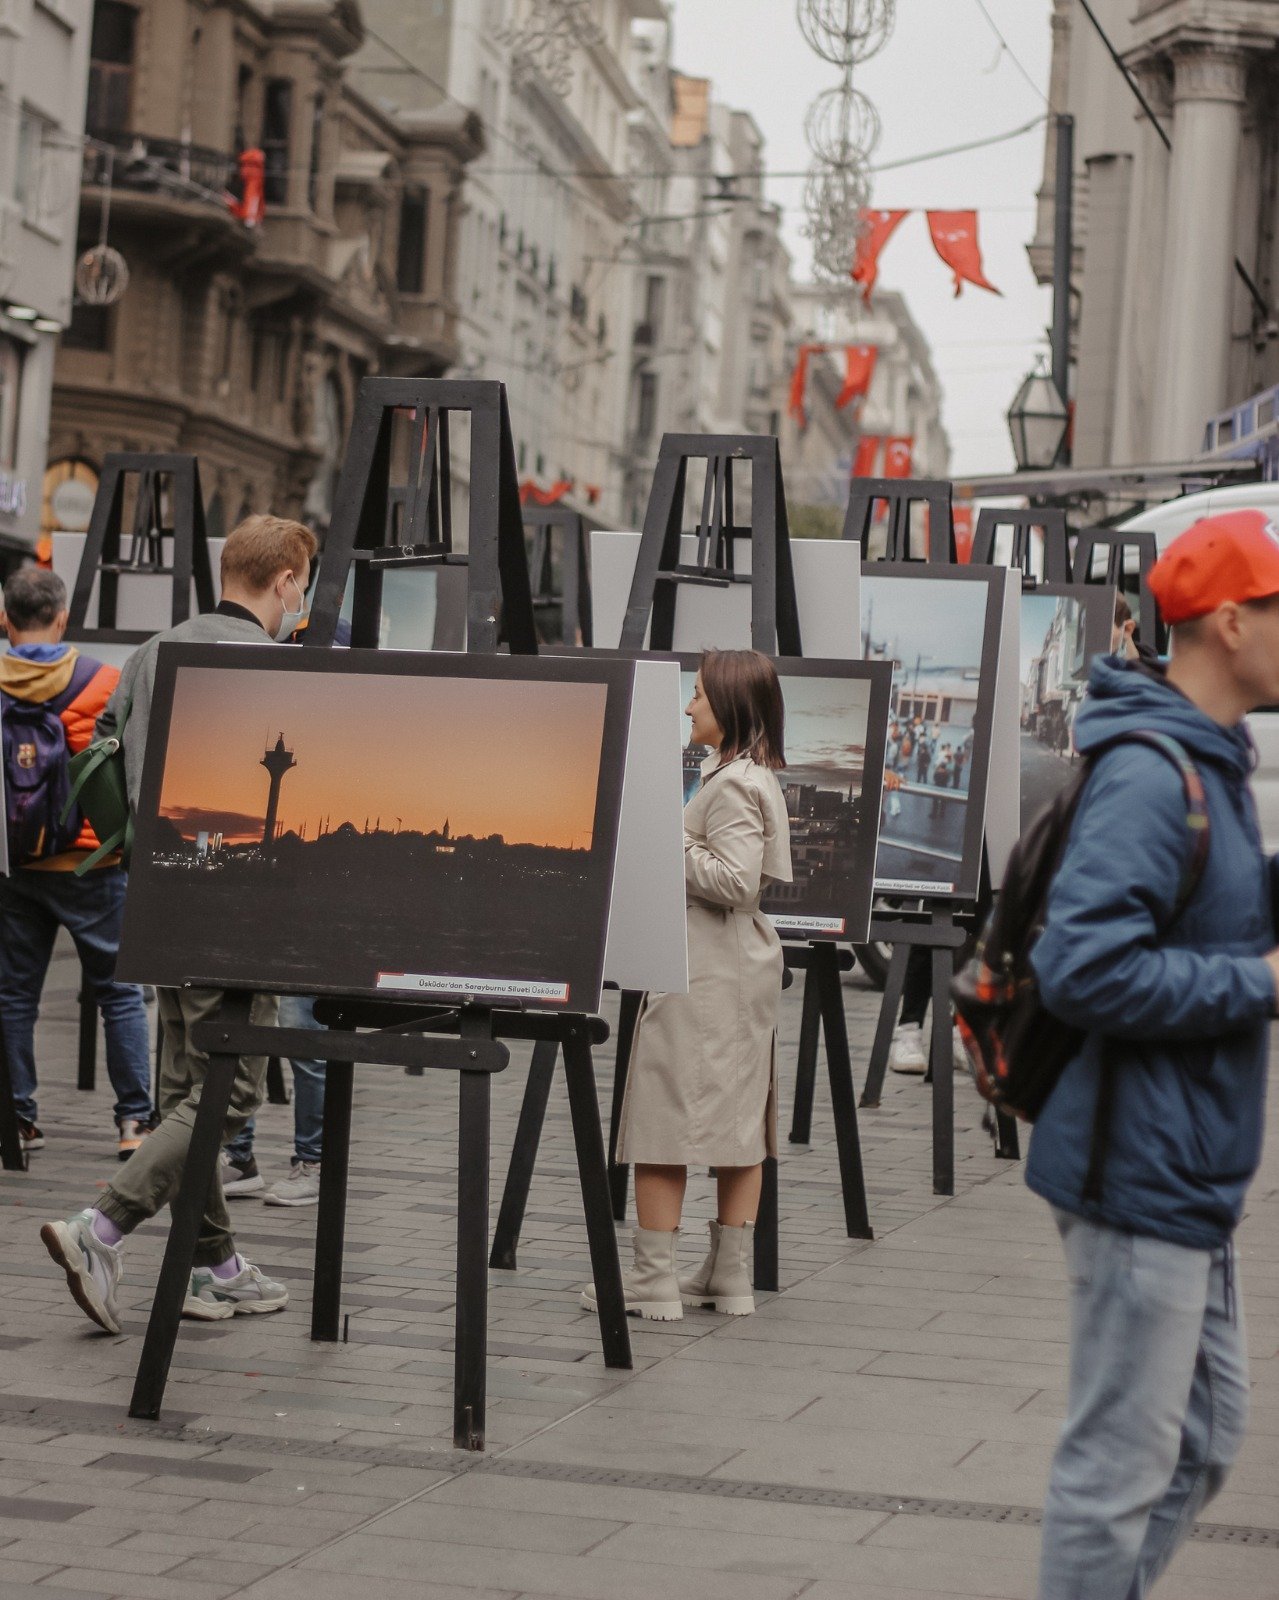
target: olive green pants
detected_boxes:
[98,987,278,1267]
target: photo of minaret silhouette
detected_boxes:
[117,646,634,1009]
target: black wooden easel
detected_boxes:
[492,431,873,1293]
[972,507,1070,582]
[856,510,1020,1191]
[0,1015,26,1170]
[523,505,593,646]
[1074,526,1163,650]
[842,477,956,562]
[128,379,630,1447]
[306,377,536,654]
[128,997,630,1450]
[620,433,801,655]
[61,453,214,1099]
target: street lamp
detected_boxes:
[1007,360,1070,471]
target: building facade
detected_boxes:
[350,0,664,529]
[48,0,481,539]
[783,283,950,534]
[0,0,92,558]
[1031,0,1279,466]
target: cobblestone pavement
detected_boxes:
[1,939,1277,1599]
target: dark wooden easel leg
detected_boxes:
[77,988,96,1091]
[815,944,873,1240]
[562,1027,632,1370]
[994,1109,1021,1161]
[607,990,641,1222]
[311,1059,353,1342]
[861,943,909,1108]
[489,1038,558,1270]
[930,946,955,1197]
[130,1007,246,1420]
[753,1155,779,1293]
[787,966,821,1144]
[0,1017,26,1171]
[454,1066,490,1451]
[266,1056,290,1104]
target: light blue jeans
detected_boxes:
[1039,1207,1248,1600]
[224,994,326,1166]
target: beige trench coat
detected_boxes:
[616,752,793,1167]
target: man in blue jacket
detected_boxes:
[1030,509,1279,1598]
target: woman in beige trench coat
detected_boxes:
[583,649,792,1323]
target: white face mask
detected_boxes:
[274,574,308,642]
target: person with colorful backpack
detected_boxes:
[0,566,155,1159]
[990,512,1279,1598]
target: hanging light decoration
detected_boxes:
[797,0,896,285]
[797,0,896,67]
[75,145,129,307]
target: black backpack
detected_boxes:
[952,730,1210,1126]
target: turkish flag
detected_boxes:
[519,478,573,506]
[852,435,881,478]
[836,345,878,411]
[883,437,914,479]
[788,343,826,428]
[228,147,266,227]
[927,211,1000,297]
[953,505,974,563]
[851,209,909,304]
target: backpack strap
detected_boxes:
[44,653,102,718]
[1080,730,1211,1207]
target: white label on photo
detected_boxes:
[875,876,955,895]
[770,915,846,934]
[376,972,570,1002]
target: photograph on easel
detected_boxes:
[675,656,892,942]
[117,645,633,1009]
[1018,583,1113,832]
[861,564,1006,899]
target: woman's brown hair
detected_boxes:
[700,649,786,770]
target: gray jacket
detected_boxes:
[97,610,270,808]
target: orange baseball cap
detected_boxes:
[1148,509,1279,625]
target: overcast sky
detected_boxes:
[668,0,1055,475]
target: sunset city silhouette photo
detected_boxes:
[119,651,632,1008]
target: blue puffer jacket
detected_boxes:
[1026,658,1275,1250]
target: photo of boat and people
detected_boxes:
[861,575,987,895]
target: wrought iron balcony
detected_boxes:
[83,133,235,205]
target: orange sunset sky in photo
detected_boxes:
[157,665,609,849]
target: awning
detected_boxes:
[954,458,1259,503]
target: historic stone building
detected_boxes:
[1032,0,1279,466]
[48,0,481,536]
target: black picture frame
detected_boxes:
[117,643,635,1012]
[861,561,1007,902]
[1018,581,1114,834]
[550,645,892,944]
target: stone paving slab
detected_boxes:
[0,939,1276,1597]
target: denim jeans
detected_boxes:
[0,866,152,1125]
[1038,1207,1248,1599]
[224,994,326,1166]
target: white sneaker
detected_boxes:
[953,1024,972,1073]
[40,1210,123,1334]
[263,1161,321,1207]
[889,1023,929,1075]
[183,1258,289,1320]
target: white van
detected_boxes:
[1105,482,1279,848]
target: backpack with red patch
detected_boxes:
[1,657,98,864]
[952,730,1210,1122]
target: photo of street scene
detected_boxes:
[861,571,997,896]
[1019,586,1111,831]
[119,652,628,1008]
[678,661,890,941]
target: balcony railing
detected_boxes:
[83,133,236,205]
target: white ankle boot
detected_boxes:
[679,1221,755,1315]
[581,1226,682,1321]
